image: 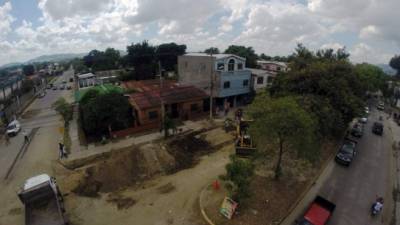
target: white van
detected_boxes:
[6,120,21,137]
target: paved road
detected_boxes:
[319,106,393,224]
[0,68,74,179]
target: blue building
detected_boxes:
[178,53,251,107]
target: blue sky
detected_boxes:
[0,0,399,65]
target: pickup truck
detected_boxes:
[18,174,67,225]
[296,196,336,225]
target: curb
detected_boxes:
[199,183,216,225]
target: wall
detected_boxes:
[218,70,251,98]
[178,55,218,96]
[252,74,274,91]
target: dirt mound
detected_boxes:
[72,148,150,196]
[106,193,136,210]
[167,131,214,172]
[157,182,176,194]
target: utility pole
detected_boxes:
[209,53,214,120]
[159,61,165,130]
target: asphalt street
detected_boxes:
[319,106,393,224]
[0,68,74,179]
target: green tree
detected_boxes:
[156,43,186,72]
[225,155,254,202]
[126,41,157,80]
[389,55,400,76]
[224,45,258,68]
[354,63,388,93]
[52,97,73,125]
[23,65,35,76]
[259,53,272,60]
[204,47,220,55]
[249,95,317,179]
[70,58,89,74]
[83,48,120,72]
[80,91,133,137]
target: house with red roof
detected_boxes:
[121,79,208,128]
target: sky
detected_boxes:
[0,0,399,65]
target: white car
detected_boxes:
[359,117,368,124]
[6,120,21,136]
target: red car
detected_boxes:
[296,196,336,225]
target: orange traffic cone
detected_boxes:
[213,180,220,190]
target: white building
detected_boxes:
[250,69,275,92]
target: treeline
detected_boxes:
[248,44,390,179]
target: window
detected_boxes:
[223,81,230,89]
[238,63,243,70]
[228,59,235,71]
[257,77,264,84]
[148,111,158,120]
[217,63,225,70]
[267,76,274,84]
[277,67,281,71]
[190,103,199,112]
[243,79,249,87]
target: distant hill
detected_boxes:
[26,53,86,63]
[377,64,396,75]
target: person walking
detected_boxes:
[58,142,64,159]
[22,130,29,144]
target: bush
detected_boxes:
[225,155,255,202]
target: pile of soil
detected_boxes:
[167,131,214,172]
[72,147,160,197]
[106,193,136,210]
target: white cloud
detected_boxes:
[0,2,14,40]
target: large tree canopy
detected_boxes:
[271,44,369,138]
[204,47,220,55]
[79,91,133,137]
[156,43,186,71]
[125,41,157,80]
[224,45,258,68]
[23,65,35,76]
[83,48,121,72]
[249,95,317,179]
[389,55,400,76]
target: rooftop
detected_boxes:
[184,53,245,61]
[77,73,95,79]
[122,80,208,110]
[75,84,123,102]
[257,60,288,67]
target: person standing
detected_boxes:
[22,130,29,144]
[58,142,64,159]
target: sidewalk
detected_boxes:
[387,118,400,224]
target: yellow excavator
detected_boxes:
[234,109,256,156]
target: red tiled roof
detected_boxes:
[123,80,208,110]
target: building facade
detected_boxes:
[178,53,251,107]
[250,69,275,92]
[257,60,288,74]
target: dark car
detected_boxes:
[372,122,383,135]
[350,123,364,138]
[335,139,357,166]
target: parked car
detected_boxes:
[69,78,73,82]
[377,102,384,110]
[52,86,57,90]
[350,123,364,138]
[359,117,368,124]
[6,120,21,137]
[37,91,46,98]
[66,85,72,90]
[295,196,336,225]
[335,139,357,166]
[372,122,383,135]
[59,85,65,90]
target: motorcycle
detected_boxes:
[371,198,383,216]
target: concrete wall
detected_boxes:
[218,70,251,98]
[252,73,274,91]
